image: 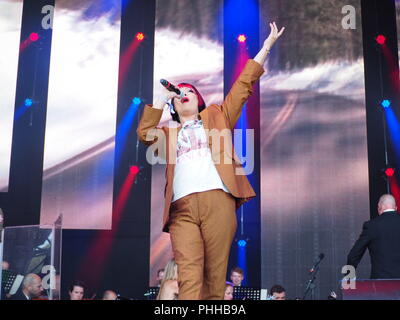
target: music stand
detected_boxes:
[144,286,160,300]
[1,270,24,296]
[233,286,261,300]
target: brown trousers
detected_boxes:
[168,189,237,300]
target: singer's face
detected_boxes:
[173,86,199,119]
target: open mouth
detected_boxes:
[181,97,189,103]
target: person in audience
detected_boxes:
[156,268,165,287]
[270,284,286,300]
[230,267,244,286]
[10,273,43,300]
[157,259,179,300]
[224,282,234,300]
[68,280,86,300]
[102,290,118,300]
[2,260,10,270]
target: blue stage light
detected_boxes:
[238,239,247,247]
[24,98,33,107]
[381,99,391,108]
[132,97,141,105]
[115,98,142,168]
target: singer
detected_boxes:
[137,22,285,300]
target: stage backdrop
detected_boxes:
[260,0,370,299]
[39,0,121,229]
[0,0,23,192]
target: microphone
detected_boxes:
[160,79,182,96]
[309,253,324,273]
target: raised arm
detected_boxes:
[254,22,285,66]
[221,22,285,129]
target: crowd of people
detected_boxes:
[155,263,288,301]
[2,259,336,300]
[3,275,118,300]
[1,264,287,300]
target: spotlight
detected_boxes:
[24,98,33,107]
[29,32,39,42]
[381,99,391,108]
[385,167,395,178]
[237,235,249,247]
[136,33,145,41]
[129,165,139,175]
[237,34,247,43]
[382,165,396,179]
[132,97,141,105]
[376,34,386,45]
[238,239,247,247]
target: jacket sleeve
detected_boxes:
[347,221,372,269]
[137,104,165,146]
[221,59,264,129]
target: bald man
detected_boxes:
[347,194,400,279]
[102,290,118,300]
[10,274,43,300]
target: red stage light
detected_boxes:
[29,32,39,42]
[385,167,395,177]
[237,34,247,43]
[129,165,139,175]
[136,33,145,41]
[376,35,386,45]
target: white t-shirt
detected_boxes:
[172,119,230,202]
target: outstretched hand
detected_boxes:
[253,22,285,65]
[263,22,285,50]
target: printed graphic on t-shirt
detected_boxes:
[176,120,210,163]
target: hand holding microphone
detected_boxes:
[160,79,183,96]
[153,80,181,110]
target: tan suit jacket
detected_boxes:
[137,59,264,232]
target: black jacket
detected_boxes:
[347,211,400,279]
[9,289,30,300]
